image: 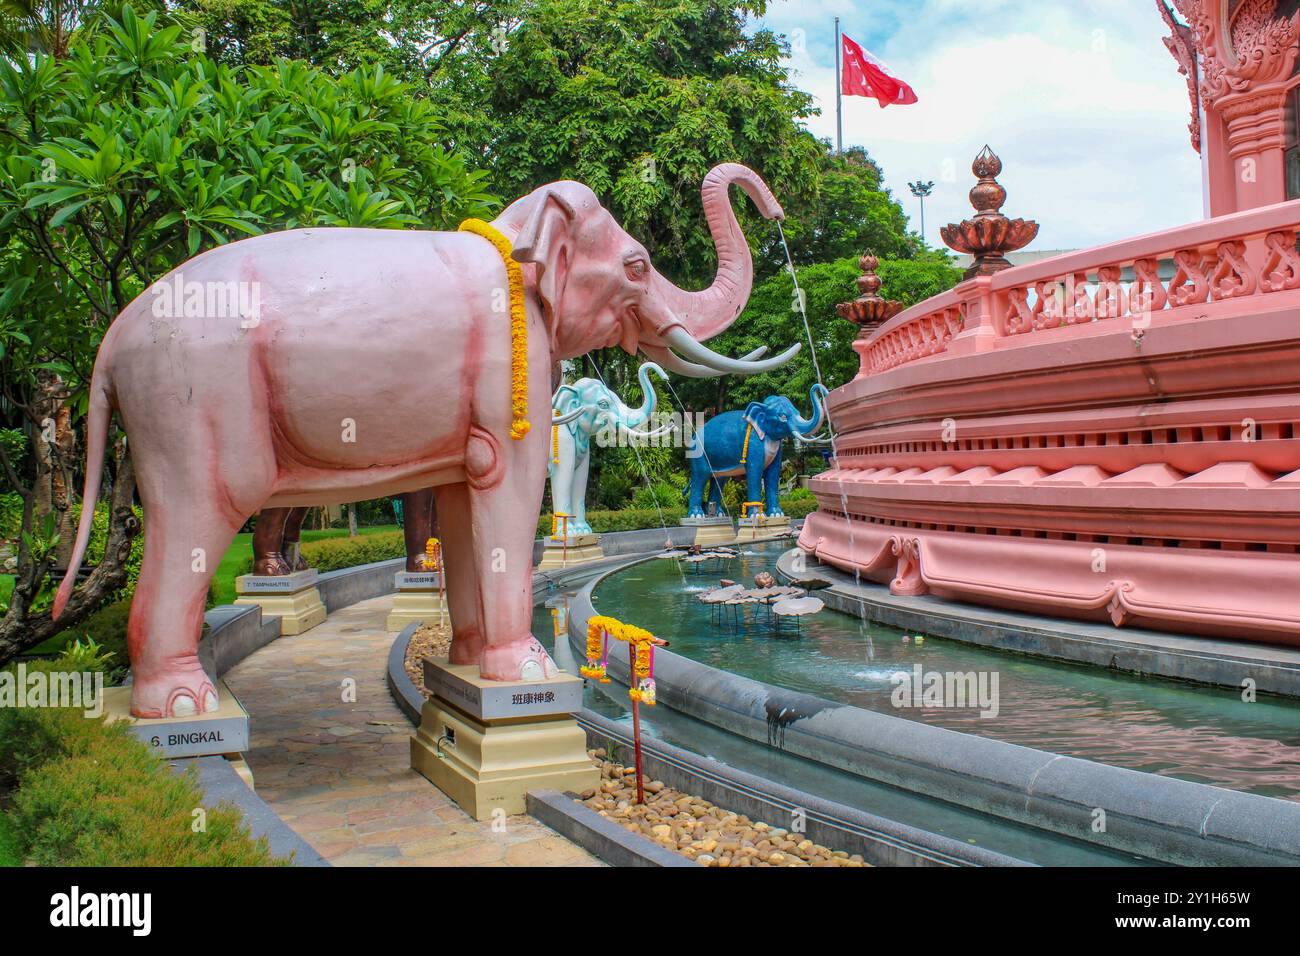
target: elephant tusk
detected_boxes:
[621,420,677,440]
[641,343,769,379]
[551,404,587,426]
[663,327,799,375]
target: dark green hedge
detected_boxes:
[0,658,284,866]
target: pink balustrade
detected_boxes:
[856,199,1300,378]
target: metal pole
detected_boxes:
[834,17,842,154]
[629,644,645,805]
[919,196,925,240]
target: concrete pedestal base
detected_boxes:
[736,514,791,543]
[233,569,326,636]
[410,658,597,820]
[681,517,736,547]
[386,571,447,632]
[537,533,604,571]
[103,679,249,759]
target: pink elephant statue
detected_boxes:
[53,163,795,718]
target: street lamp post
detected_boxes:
[908,179,935,243]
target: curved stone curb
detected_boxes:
[775,549,1300,699]
[171,756,329,867]
[566,558,1300,867]
[526,790,697,867]
[386,621,423,726]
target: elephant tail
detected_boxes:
[52,372,112,621]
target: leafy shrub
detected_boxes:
[538,508,687,537]
[1,654,285,866]
[69,502,145,597]
[46,597,131,680]
[780,487,818,519]
[12,726,283,866]
[631,481,681,511]
[0,491,22,541]
[235,530,406,577]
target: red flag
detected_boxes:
[841,33,917,108]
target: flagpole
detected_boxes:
[834,17,842,154]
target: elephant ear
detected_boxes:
[512,189,576,325]
[552,384,582,417]
[743,401,771,439]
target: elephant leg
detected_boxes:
[402,487,436,571]
[434,483,480,664]
[708,478,725,515]
[129,460,257,718]
[745,456,765,517]
[283,506,310,571]
[466,428,556,682]
[687,452,709,517]
[572,452,591,535]
[764,454,783,516]
[549,469,572,538]
[251,507,293,575]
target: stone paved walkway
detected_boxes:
[222,594,601,867]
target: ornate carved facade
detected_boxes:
[1160,0,1300,212]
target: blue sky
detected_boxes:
[750,0,1204,251]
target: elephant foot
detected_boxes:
[253,553,291,576]
[687,509,706,518]
[480,636,558,682]
[292,554,309,572]
[448,626,484,666]
[130,663,219,719]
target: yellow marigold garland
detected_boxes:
[458,218,530,440]
[583,615,662,705]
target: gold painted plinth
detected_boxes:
[736,514,791,542]
[690,522,737,547]
[386,590,448,632]
[410,698,598,821]
[537,534,605,571]
[233,573,326,636]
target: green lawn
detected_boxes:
[1,522,400,619]
[0,811,20,867]
[209,524,400,605]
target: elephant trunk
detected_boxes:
[795,384,829,436]
[651,163,784,345]
[622,361,664,428]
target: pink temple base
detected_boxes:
[809,200,1300,649]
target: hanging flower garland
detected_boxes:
[583,614,667,705]
[458,218,530,440]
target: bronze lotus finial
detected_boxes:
[837,250,903,337]
[941,146,1038,280]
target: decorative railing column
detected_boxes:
[838,251,902,376]
[939,146,1039,355]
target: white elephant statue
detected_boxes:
[547,362,672,536]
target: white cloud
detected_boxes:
[753,0,1203,251]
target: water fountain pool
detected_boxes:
[586,540,1300,802]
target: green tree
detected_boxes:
[0,4,497,662]
[768,145,913,270]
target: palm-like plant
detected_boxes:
[0,0,161,59]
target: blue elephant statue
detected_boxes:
[686,384,829,518]
[548,362,673,536]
